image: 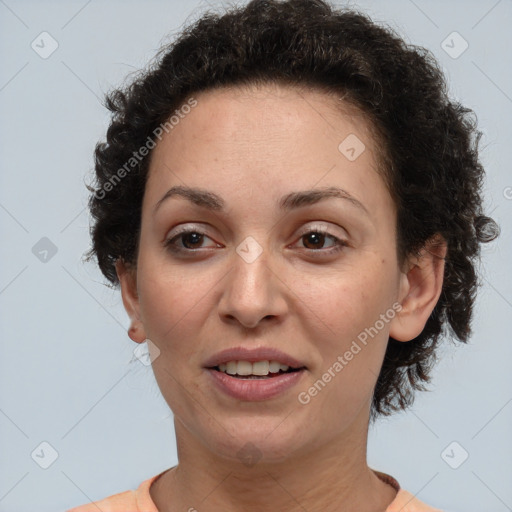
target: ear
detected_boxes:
[389,234,447,342]
[116,259,146,343]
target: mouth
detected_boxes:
[207,360,306,379]
[205,362,307,401]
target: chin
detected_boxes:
[205,421,307,465]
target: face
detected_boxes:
[117,83,437,466]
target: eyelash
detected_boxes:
[163,227,349,257]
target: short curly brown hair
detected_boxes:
[85,0,499,422]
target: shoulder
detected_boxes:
[66,472,163,512]
[386,488,444,512]
[66,489,138,512]
[373,470,444,512]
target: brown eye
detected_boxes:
[164,229,219,254]
[295,229,349,257]
[180,232,205,249]
[302,231,330,250]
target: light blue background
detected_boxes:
[0,1,511,511]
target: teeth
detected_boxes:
[237,361,253,376]
[225,361,237,374]
[216,360,293,376]
[269,361,281,373]
[252,361,269,375]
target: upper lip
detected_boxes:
[203,347,306,369]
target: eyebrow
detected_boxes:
[153,185,369,216]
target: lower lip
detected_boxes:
[205,368,306,401]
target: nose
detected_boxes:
[217,243,288,329]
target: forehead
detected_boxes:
[161,82,376,150]
[144,83,392,218]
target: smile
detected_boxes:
[213,360,303,378]
[206,365,306,400]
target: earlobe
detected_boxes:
[115,259,147,344]
[389,235,447,342]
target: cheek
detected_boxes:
[137,270,210,411]
[137,266,206,348]
[300,264,394,339]
[295,261,397,387]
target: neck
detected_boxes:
[150,409,398,512]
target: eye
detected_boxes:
[294,228,349,255]
[164,228,220,254]
[163,226,349,257]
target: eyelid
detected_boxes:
[296,222,348,239]
[166,223,214,239]
[292,225,349,252]
[164,222,350,254]
[166,222,346,241]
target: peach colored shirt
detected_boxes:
[66,468,444,512]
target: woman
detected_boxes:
[67,0,498,510]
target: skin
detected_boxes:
[116,83,447,512]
